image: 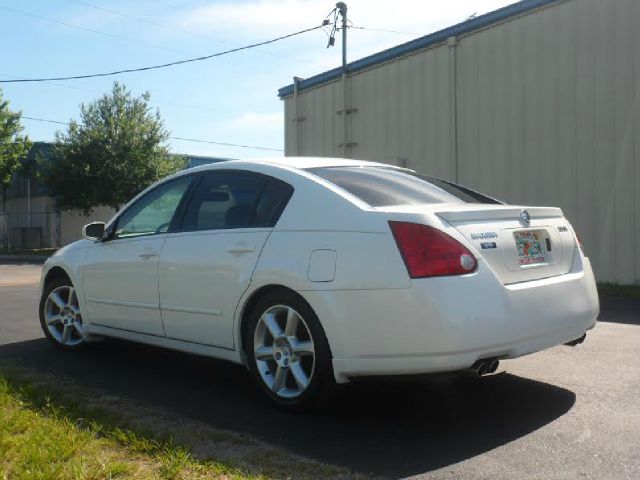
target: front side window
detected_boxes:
[307,166,501,207]
[114,176,193,238]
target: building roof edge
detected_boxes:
[278,0,560,99]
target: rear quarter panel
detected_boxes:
[240,171,413,358]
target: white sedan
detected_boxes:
[39,158,599,410]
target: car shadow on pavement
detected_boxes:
[0,338,575,479]
[598,296,640,325]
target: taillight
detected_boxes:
[388,221,477,278]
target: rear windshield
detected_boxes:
[307,166,501,207]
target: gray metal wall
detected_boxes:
[282,0,640,284]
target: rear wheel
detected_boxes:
[246,291,335,411]
[39,277,86,350]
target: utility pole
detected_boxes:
[336,2,347,71]
[335,2,349,157]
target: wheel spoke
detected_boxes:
[68,287,77,307]
[284,308,299,337]
[50,292,66,309]
[292,340,314,356]
[290,362,309,390]
[46,314,63,325]
[254,345,274,360]
[73,321,86,338]
[272,365,288,392]
[61,325,72,343]
[263,313,283,339]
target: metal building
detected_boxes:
[278,0,640,284]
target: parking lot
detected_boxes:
[1,262,639,479]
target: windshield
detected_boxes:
[307,166,501,207]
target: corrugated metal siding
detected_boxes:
[358,45,452,176]
[283,0,640,284]
[291,80,343,157]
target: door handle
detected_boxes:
[227,245,256,254]
[138,251,158,259]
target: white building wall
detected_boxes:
[282,0,640,284]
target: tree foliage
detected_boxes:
[42,82,186,212]
[0,89,31,188]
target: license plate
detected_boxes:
[514,230,547,265]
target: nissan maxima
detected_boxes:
[39,158,599,410]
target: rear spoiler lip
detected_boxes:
[435,206,564,223]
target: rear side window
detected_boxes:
[307,166,500,207]
[180,172,292,231]
[253,179,294,226]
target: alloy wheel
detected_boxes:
[253,305,315,399]
[44,285,85,347]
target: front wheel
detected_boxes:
[39,277,87,350]
[246,291,335,411]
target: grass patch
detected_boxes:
[0,373,256,479]
[598,283,640,300]
[0,365,363,480]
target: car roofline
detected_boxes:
[174,157,400,174]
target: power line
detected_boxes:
[0,72,221,114]
[0,4,180,54]
[0,23,326,84]
[67,0,226,46]
[69,0,332,69]
[0,72,97,94]
[69,0,206,38]
[169,136,282,152]
[22,116,69,126]
[21,115,284,152]
[3,3,330,70]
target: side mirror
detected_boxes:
[83,222,106,241]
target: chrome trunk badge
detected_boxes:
[519,209,531,226]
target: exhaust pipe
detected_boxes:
[470,358,500,376]
[487,359,500,374]
[564,334,586,347]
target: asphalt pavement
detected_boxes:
[0,263,638,479]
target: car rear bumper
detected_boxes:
[304,250,599,384]
[331,319,596,382]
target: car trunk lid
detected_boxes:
[435,205,576,284]
[379,204,578,285]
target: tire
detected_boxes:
[245,289,335,411]
[39,276,87,350]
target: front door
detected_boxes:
[83,175,194,335]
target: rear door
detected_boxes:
[158,171,293,349]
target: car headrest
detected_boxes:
[225,204,253,227]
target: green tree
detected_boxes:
[0,89,31,188]
[42,82,185,213]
